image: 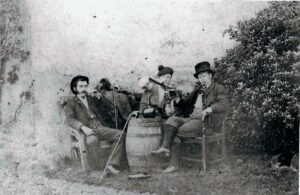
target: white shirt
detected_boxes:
[77,95,90,110]
[194,93,203,110]
[77,95,98,125]
[158,87,165,105]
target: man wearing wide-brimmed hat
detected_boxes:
[64,75,127,174]
[151,61,229,173]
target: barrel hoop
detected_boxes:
[129,118,163,127]
[126,134,161,138]
[127,154,154,157]
[129,123,162,127]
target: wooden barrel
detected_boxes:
[126,117,163,172]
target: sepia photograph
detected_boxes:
[0,0,299,194]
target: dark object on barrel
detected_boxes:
[141,87,161,118]
[142,107,159,118]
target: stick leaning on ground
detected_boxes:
[98,112,136,184]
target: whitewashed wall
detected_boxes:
[2,0,268,168]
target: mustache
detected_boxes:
[80,90,88,94]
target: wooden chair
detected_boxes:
[68,126,89,171]
[68,126,111,171]
[179,118,227,171]
[60,96,111,171]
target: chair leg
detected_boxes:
[78,136,89,171]
[71,147,79,160]
[202,134,207,171]
[222,136,226,160]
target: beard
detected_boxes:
[78,90,88,97]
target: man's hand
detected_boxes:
[201,107,212,121]
[90,89,102,99]
[131,111,140,118]
[81,126,95,136]
[190,108,203,120]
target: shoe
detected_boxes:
[150,147,170,157]
[161,165,178,173]
[107,165,121,175]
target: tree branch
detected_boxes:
[0,80,35,129]
[1,18,10,48]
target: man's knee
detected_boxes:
[86,135,98,145]
[112,130,126,141]
[178,120,203,137]
[165,116,184,128]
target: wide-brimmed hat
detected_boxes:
[157,65,174,77]
[70,75,89,94]
[194,61,214,78]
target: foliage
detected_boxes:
[0,0,30,85]
[215,2,300,153]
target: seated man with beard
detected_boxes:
[64,75,127,174]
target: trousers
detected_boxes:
[87,126,127,168]
[165,116,212,138]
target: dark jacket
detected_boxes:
[64,95,118,130]
[180,82,229,130]
[100,91,132,120]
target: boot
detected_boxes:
[150,147,170,157]
[161,124,178,149]
[150,125,178,157]
[161,165,178,173]
[107,165,121,175]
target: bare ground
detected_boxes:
[0,160,144,195]
[46,154,299,195]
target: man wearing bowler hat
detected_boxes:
[151,61,229,173]
[64,75,127,174]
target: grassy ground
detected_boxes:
[46,154,298,195]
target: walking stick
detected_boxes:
[98,112,136,184]
[112,84,118,130]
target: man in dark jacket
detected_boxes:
[64,75,126,174]
[151,61,229,173]
[95,78,132,128]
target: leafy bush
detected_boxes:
[215,2,300,153]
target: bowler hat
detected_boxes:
[194,61,214,78]
[157,65,174,77]
[70,75,89,94]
